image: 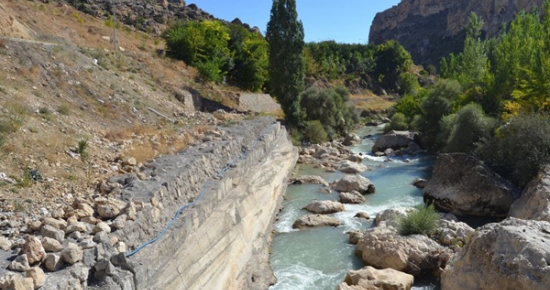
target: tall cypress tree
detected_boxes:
[266,0,306,127]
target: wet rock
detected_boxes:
[292,214,341,229]
[304,200,345,214]
[290,175,329,187]
[26,267,45,289]
[346,230,364,245]
[338,266,414,290]
[372,131,421,153]
[442,218,550,290]
[423,153,519,217]
[333,175,375,194]
[336,160,369,174]
[412,178,427,189]
[354,212,371,220]
[355,226,450,275]
[339,191,366,204]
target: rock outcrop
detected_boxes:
[369,0,545,66]
[509,165,550,221]
[338,266,414,290]
[442,218,550,290]
[423,153,519,217]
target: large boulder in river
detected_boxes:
[334,175,375,194]
[336,160,369,174]
[374,207,415,228]
[355,226,450,276]
[441,218,550,290]
[304,200,345,214]
[290,175,329,187]
[371,131,421,153]
[292,214,341,229]
[338,266,414,290]
[509,165,550,222]
[340,191,366,204]
[423,153,519,217]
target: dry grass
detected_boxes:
[124,133,192,163]
[351,93,394,112]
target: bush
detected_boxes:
[398,204,440,236]
[444,103,496,154]
[384,112,408,133]
[397,72,419,96]
[477,113,550,188]
[303,120,328,144]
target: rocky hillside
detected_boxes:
[369,0,545,66]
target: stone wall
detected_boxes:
[90,117,297,289]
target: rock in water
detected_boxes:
[338,266,414,290]
[336,160,369,174]
[333,175,375,194]
[442,218,550,290]
[304,200,345,214]
[371,131,420,153]
[509,165,550,221]
[340,191,366,204]
[292,214,341,229]
[423,153,519,217]
[290,175,329,187]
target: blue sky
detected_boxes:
[188,1,401,44]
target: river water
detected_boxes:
[269,126,438,290]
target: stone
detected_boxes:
[354,212,371,220]
[333,175,375,194]
[336,160,369,174]
[509,165,550,222]
[304,200,345,214]
[412,178,427,189]
[0,236,12,251]
[29,221,42,232]
[355,226,450,275]
[7,276,34,290]
[76,203,95,218]
[79,239,96,250]
[115,241,127,253]
[346,230,364,245]
[9,254,30,272]
[25,267,45,289]
[372,131,420,153]
[44,253,63,272]
[343,133,362,146]
[22,236,45,265]
[375,207,415,228]
[111,214,127,230]
[61,243,83,264]
[442,218,550,290]
[42,218,67,230]
[292,214,341,229]
[95,198,123,219]
[41,237,63,252]
[93,222,111,234]
[65,222,89,235]
[290,175,329,187]
[340,191,366,204]
[434,219,474,247]
[423,153,519,217]
[339,266,414,290]
[40,225,65,243]
[93,231,108,243]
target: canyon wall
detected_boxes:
[369,0,545,66]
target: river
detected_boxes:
[269,125,438,290]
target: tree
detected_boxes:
[373,40,413,91]
[267,0,306,127]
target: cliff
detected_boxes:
[369,0,545,66]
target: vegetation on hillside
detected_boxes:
[388,3,550,187]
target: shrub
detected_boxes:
[444,103,496,154]
[477,113,550,188]
[77,139,89,160]
[398,204,440,236]
[397,72,419,96]
[303,120,328,144]
[384,112,408,133]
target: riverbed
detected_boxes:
[269,126,438,290]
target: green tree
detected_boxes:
[267,0,306,127]
[444,103,496,154]
[373,40,413,91]
[227,25,269,91]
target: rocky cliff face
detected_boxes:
[369,0,545,66]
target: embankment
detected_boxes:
[92,117,298,289]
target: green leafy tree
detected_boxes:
[304,120,328,144]
[444,103,496,154]
[227,25,269,91]
[373,40,413,91]
[267,0,306,127]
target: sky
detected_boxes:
[188,1,402,44]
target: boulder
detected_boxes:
[334,175,375,194]
[9,254,30,272]
[304,200,345,214]
[65,222,89,235]
[290,175,329,187]
[442,218,550,290]
[292,214,341,229]
[412,178,427,189]
[354,212,371,220]
[509,165,550,222]
[355,226,449,275]
[336,160,369,174]
[343,133,362,146]
[339,266,414,290]
[434,219,474,248]
[40,225,65,243]
[423,153,519,217]
[22,236,45,265]
[42,218,67,230]
[375,207,415,228]
[44,253,63,272]
[346,230,364,245]
[41,237,63,253]
[340,191,366,204]
[61,243,83,264]
[372,131,420,153]
[26,267,46,289]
